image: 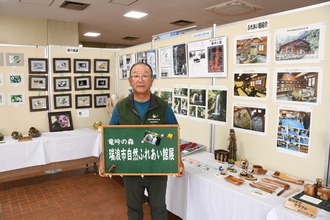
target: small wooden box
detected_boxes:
[317,187,330,200]
[304,184,317,197]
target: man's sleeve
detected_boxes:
[109,106,120,125]
[165,105,178,124]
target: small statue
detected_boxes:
[227,129,237,164]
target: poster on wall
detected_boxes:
[189,85,207,121]
[233,68,269,101]
[207,86,227,125]
[274,22,325,64]
[277,104,312,158]
[232,102,267,136]
[159,44,187,78]
[136,50,157,77]
[173,85,188,118]
[188,36,227,78]
[234,31,270,66]
[119,53,136,79]
[273,66,322,105]
[159,88,173,108]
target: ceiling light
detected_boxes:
[124,11,148,19]
[84,32,101,37]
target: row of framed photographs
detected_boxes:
[28,58,110,74]
[29,75,110,91]
[29,93,110,112]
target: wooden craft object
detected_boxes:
[252,165,267,175]
[283,187,300,198]
[272,171,304,185]
[249,183,273,194]
[224,175,245,185]
[304,184,317,197]
[317,187,330,200]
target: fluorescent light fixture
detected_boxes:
[84,32,101,37]
[124,11,148,19]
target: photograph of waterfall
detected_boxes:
[207,87,227,125]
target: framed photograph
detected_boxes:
[8,92,25,105]
[0,92,5,106]
[29,95,49,112]
[29,75,48,91]
[53,77,71,92]
[94,59,110,73]
[75,94,92,109]
[48,111,74,132]
[0,53,4,66]
[53,58,71,73]
[54,94,72,109]
[6,73,24,86]
[74,76,91,91]
[74,59,91,73]
[94,76,110,90]
[6,53,24,66]
[28,58,48,74]
[0,72,4,86]
[94,93,110,108]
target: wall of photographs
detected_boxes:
[116,4,330,183]
[0,45,116,136]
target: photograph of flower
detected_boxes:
[6,53,24,66]
[7,73,24,86]
[94,59,109,73]
[8,92,25,105]
[48,111,74,132]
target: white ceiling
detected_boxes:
[0,0,328,47]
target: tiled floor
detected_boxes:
[0,166,182,220]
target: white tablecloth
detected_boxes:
[166,151,330,220]
[0,128,101,172]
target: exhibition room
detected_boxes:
[0,0,330,219]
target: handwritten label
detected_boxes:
[18,136,33,142]
[284,198,317,218]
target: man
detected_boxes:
[99,62,185,220]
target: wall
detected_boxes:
[0,14,78,46]
[117,3,330,182]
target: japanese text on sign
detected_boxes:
[108,147,175,161]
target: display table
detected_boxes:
[166,151,330,220]
[0,128,102,180]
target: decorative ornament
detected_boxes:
[28,127,41,137]
[11,131,23,139]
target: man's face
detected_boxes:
[128,64,154,95]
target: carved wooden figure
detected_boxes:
[227,129,237,164]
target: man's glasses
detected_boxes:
[130,75,152,80]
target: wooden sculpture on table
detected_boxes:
[227,129,237,164]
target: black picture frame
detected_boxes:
[75,94,92,109]
[94,93,110,108]
[29,95,49,112]
[74,59,91,73]
[29,75,48,91]
[28,58,48,74]
[54,94,72,109]
[94,76,110,90]
[53,77,71,92]
[48,111,74,132]
[74,76,91,91]
[53,58,71,73]
[94,59,110,73]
